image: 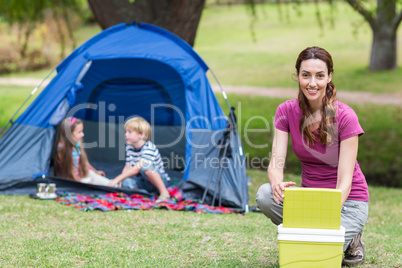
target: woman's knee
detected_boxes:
[256,183,283,225]
[341,201,369,250]
[256,183,272,205]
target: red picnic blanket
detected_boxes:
[55,186,239,214]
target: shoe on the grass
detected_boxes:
[342,231,366,267]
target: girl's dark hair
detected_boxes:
[54,117,88,180]
[295,46,337,146]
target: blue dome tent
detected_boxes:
[0,23,248,210]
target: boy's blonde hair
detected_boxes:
[125,117,151,141]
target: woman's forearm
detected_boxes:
[268,166,284,185]
[336,179,352,206]
[337,136,359,205]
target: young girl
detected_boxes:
[54,117,111,186]
[256,47,369,267]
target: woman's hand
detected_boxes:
[271,181,296,204]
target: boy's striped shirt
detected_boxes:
[125,141,169,180]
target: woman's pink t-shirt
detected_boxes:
[274,99,369,201]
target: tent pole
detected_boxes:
[209,69,248,211]
[211,140,229,207]
[209,70,236,129]
[201,134,226,204]
[218,144,230,208]
[209,70,242,155]
[210,114,232,207]
[201,162,217,204]
[0,69,56,136]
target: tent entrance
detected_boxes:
[69,59,189,182]
[85,78,175,126]
[83,120,186,173]
[73,58,186,127]
[75,77,186,181]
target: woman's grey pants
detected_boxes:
[256,183,369,252]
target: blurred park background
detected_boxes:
[1,0,401,187]
[0,1,401,267]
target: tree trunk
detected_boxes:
[87,0,206,47]
[346,0,401,71]
[370,26,397,70]
[369,0,398,70]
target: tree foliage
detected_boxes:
[0,0,85,58]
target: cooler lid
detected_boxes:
[277,224,345,243]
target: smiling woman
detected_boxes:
[296,48,337,147]
[255,46,370,267]
[297,59,332,111]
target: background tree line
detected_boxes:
[0,0,400,71]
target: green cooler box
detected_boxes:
[278,224,345,268]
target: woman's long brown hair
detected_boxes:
[54,117,89,181]
[295,46,337,146]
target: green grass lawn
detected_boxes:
[0,169,400,267]
[0,85,47,129]
[0,86,34,127]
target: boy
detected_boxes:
[108,117,170,203]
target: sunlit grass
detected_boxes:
[0,85,47,131]
[0,169,400,267]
